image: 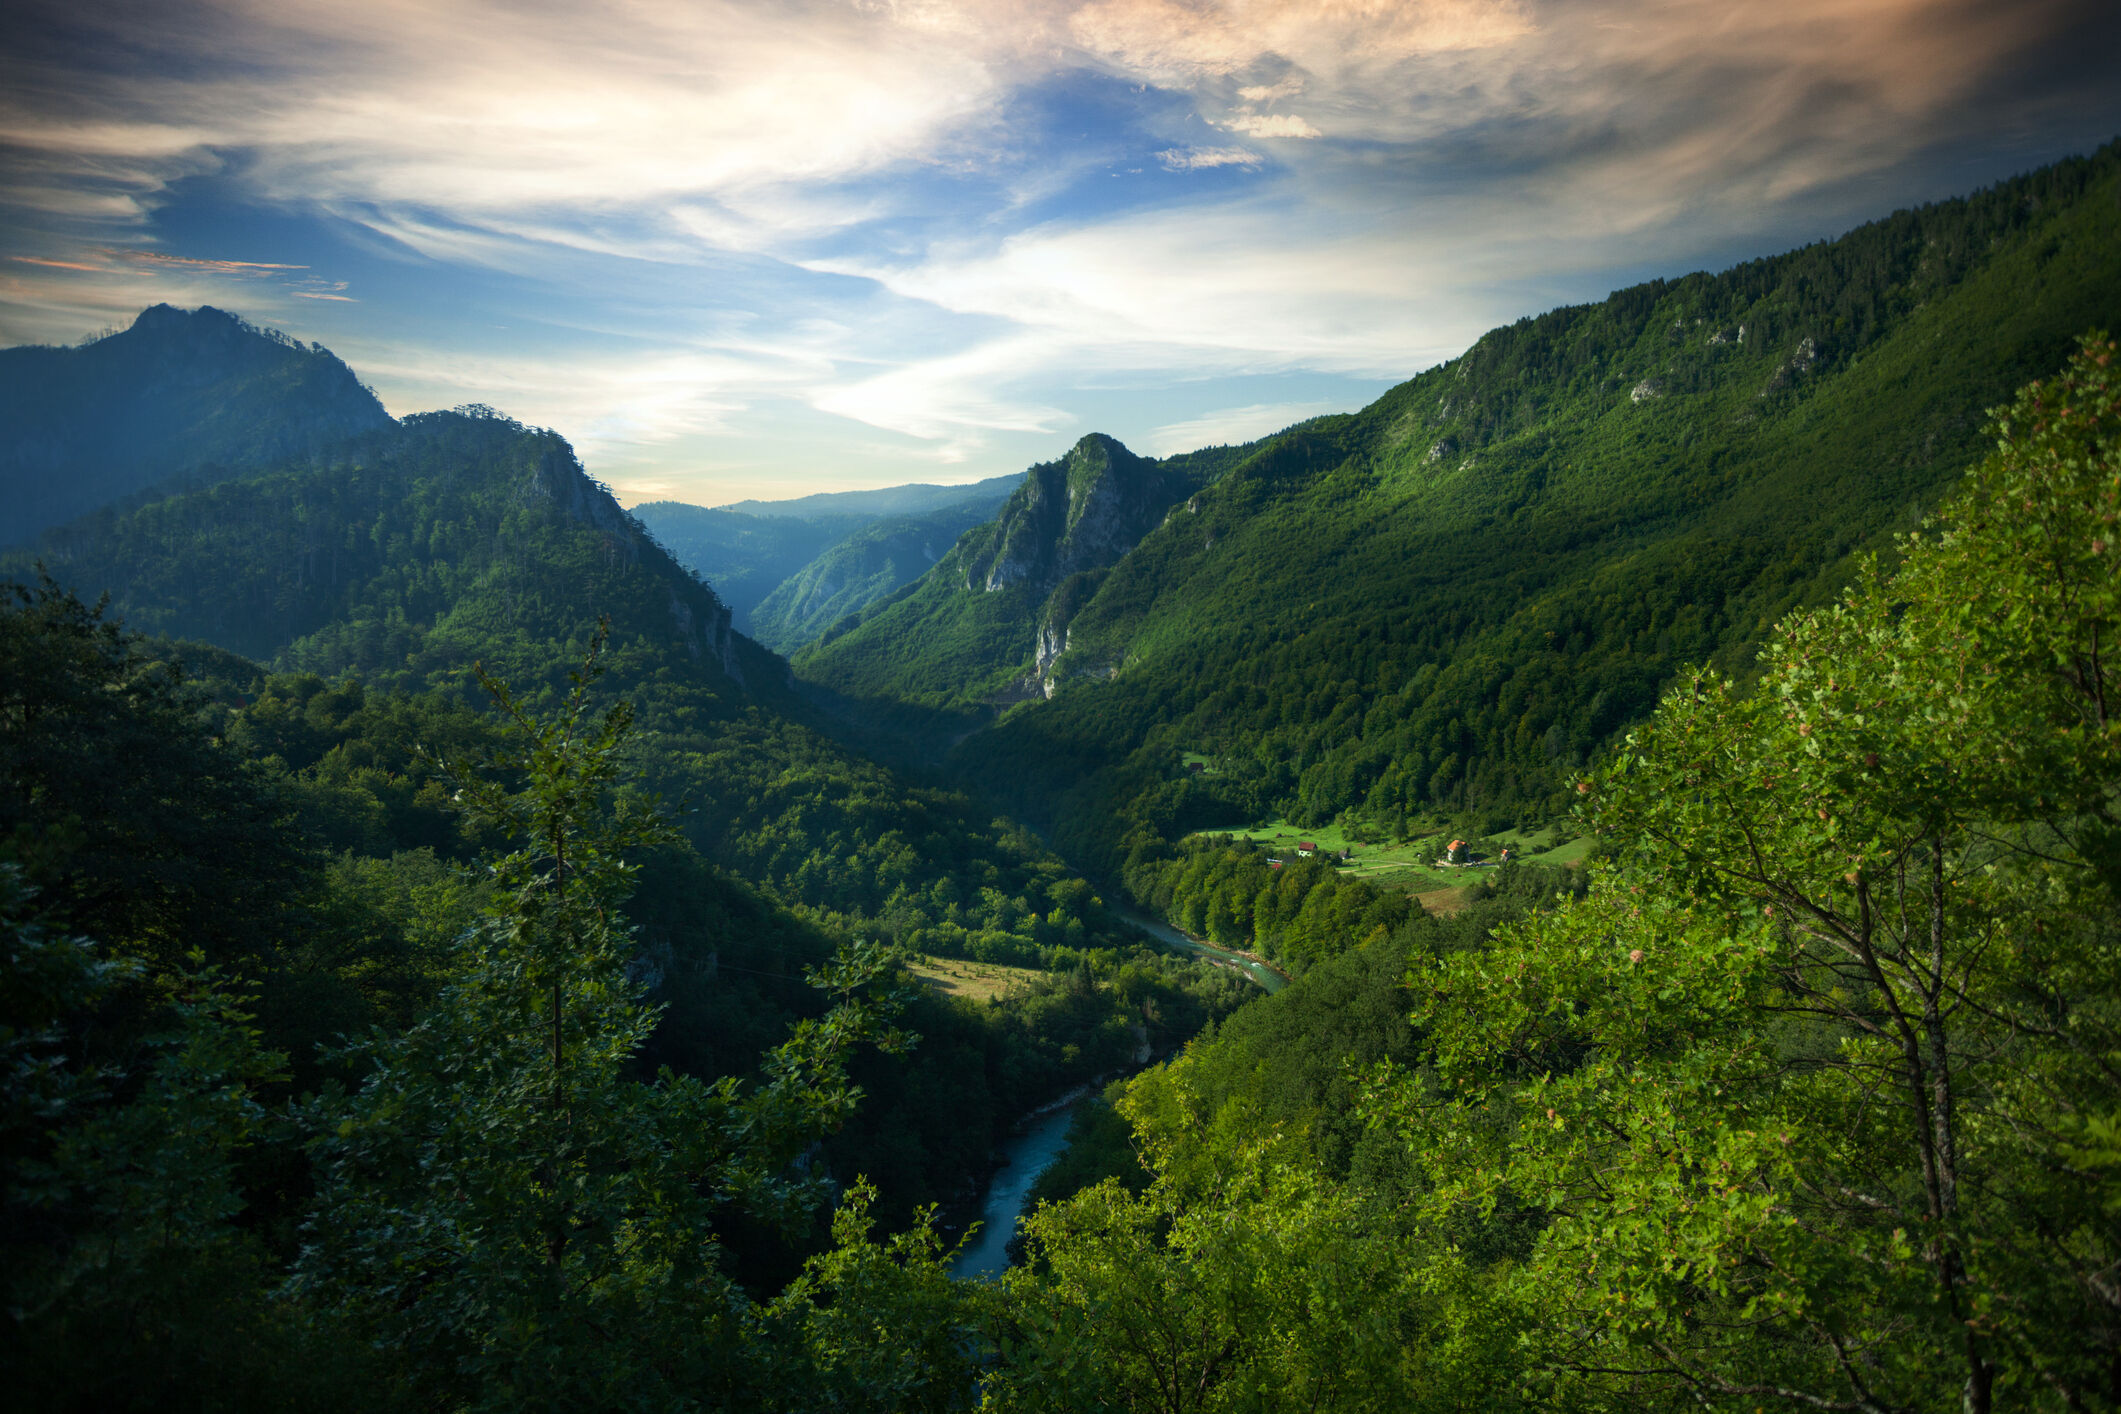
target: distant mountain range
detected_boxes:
[719,474,1022,520]
[631,473,1018,647]
[0,304,393,546]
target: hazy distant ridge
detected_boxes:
[0,304,393,546]
[720,473,1022,520]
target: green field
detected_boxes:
[906,955,1045,1003]
[1187,816,1592,896]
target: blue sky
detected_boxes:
[4,0,2118,507]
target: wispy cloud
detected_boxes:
[1145,400,1341,455]
[1156,146,1262,171]
[118,251,306,274]
[10,256,102,272]
[811,334,1076,458]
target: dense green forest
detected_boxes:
[1120,835,1416,974]
[7,334,2113,1407]
[986,336,2121,1410]
[1,390,1259,1260]
[8,406,1149,968]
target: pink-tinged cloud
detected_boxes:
[10,256,105,272]
[114,250,307,274]
[0,0,2115,487]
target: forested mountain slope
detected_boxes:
[991,337,2121,1409]
[4,405,1140,973]
[893,142,2121,869]
[3,381,1257,1251]
[20,407,771,689]
[0,303,393,546]
[799,433,1254,704]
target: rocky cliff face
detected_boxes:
[964,435,1185,597]
[956,434,1202,699]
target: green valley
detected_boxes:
[4,141,2119,1412]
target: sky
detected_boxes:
[3,2,2119,508]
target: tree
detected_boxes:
[292,630,913,1408]
[985,1076,1493,1414]
[1,867,375,1410]
[0,573,307,966]
[1371,334,2121,1411]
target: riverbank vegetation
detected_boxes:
[1119,833,1417,974]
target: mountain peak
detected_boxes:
[130,301,232,330]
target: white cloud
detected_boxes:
[1238,78,1306,103]
[1062,0,1533,86]
[1219,113,1323,139]
[1156,146,1263,170]
[810,334,1075,453]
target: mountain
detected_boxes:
[0,303,393,546]
[748,494,1024,654]
[805,141,2121,871]
[797,434,1251,705]
[629,502,870,630]
[17,406,773,691]
[721,472,1022,520]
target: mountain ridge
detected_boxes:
[719,472,1023,520]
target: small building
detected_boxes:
[1296,842,1317,857]
[1446,839,1470,865]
